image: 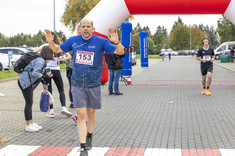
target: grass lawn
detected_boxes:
[0,57,160,80]
[136,54,161,59]
[60,63,66,69]
[0,64,67,80]
[0,70,18,79]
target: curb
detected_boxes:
[214,62,235,72]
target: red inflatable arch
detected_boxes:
[80,0,235,84]
[82,0,235,37]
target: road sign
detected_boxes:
[8,51,13,59]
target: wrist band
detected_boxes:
[111,41,119,45]
[114,42,119,45]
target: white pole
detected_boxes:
[54,0,56,32]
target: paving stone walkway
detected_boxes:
[0,56,234,156]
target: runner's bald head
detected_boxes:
[80,19,94,28]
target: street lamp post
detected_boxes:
[190,27,192,50]
[54,0,56,32]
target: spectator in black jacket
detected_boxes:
[105,52,126,95]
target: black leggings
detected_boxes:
[66,69,73,103]
[44,70,66,108]
[18,81,33,121]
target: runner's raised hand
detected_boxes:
[42,29,54,43]
[108,28,119,44]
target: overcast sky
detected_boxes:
[0,0,223,38]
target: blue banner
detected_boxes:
[121,22,132,76]
[139,31,148,67]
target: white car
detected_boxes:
[0,47,30,61]
[171,51,178,56]
[0,55,16,71]
[165,51,178,56]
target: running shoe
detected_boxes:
[86,137,92,150]
[78,148,88,156]
[202,88,206,94]
[206,89,211,95]
[61,107,72,117]
[47,110,55,118]
[72,115,77,123]
[32,122,42,130]
[25,124,39,132]
[72,115,88,124]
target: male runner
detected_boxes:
[196,38,215,95]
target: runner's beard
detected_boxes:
[82,32,91,39]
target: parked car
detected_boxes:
[171,51,178,56]
[18,46,35,52]
[183,50,190,55]
[165,50,178,56]
[0,47,30,61]
[0,55,16,71]
[214,41,235,60]
[132,51,137,65]
[177,50,185,55]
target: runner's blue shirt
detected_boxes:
[60,35,116,88]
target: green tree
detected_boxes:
[56,30,67,43]
[199,24,219,48]
[132,23,142,54]
[8,33,25,46]
[147,37,154,54]
[190,26,205,50]
[0,33,8,47]
[62,0,100,32]
[30,31,46,47]
[25,34,32,46]
[169,23,190,50]
[171,17,184,32]
[153,26,166,54]
[217,15,235,43]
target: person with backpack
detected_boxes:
[35,32,72,118]
[105,51,126,95]
[18,46,53,132]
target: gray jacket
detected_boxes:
[18,57,46,90]
[66,59,73,70]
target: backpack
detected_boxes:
[14,52,39,73]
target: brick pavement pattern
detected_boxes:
[0,56,235,156]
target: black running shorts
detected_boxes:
[201,62,213,76]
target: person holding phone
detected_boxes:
[18,46,53,132]
[43,47,72,118]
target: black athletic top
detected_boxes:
[197,47,214,64]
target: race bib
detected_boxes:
[203,55,211,61]
[75,50,94,65]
